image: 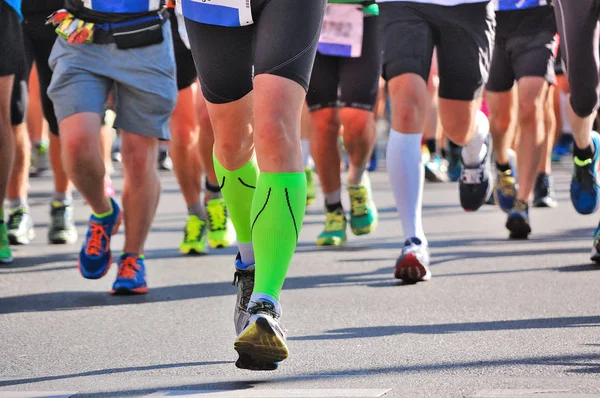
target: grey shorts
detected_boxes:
[47,22,177,140]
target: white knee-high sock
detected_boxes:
[386,130,427,245]
[461,110,490,167]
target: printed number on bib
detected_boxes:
[318,4,363,58]
[182,0,253,27]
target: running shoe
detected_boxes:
[112,135,122,163]
[494,169,517,213]
[506,200,531,240]
[111,253,148,295]
[233,253,255,335]
[234,299,287,371]
[348,174,378,235]
[206,198,235,249]
[316,207,347,247]
[459,136,492,212]
[0,221,13,264]
[590,223,600,264]
[30,140,49,176]
[48,201,78,244]
[305,167,316,205]
[368,147,378,172]
[7,206,35,245]
[447,143,462,182]
[552,132,573,162]
[179,215,209,254]
[571,132,600,214]
[79,197,122,279]
[533,173,558,208]
[424,154,450,183]
[158,149,173,171]
[394,237,431,283]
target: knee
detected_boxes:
[570,91,599,118]
[518,97,543,125]
[171,122,198,147]
[61,129,89,162]
[488,112,511,135]
[311,111,340,139]
[121,138,158,176]
[340,110,371,139]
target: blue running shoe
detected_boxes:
[506,200,531,240]
[111,253,148,295]
[494,169,516,213]
[79,197,122,279]
[571,132,600,215]
[447,143,462,182]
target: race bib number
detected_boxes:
[182,0,253,27]
[318,4,363,58]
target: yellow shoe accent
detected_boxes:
[179,215,208,255]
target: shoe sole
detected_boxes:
[110,286,148,295]
[234,317,288,369]
[351,210,379,236]
[394,253,431,283]
[424,168,448,183]
[49,232,78,245]
[506,217,531,240]
[8,229,36,245]
[532,198,558,208]
[180,246,208,255]
[78,211,122,280]
[316,236,346,247]
[0,257,14,264]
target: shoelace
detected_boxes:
[349,187,368,216]
[497,172,516,197]
[248,300,279,318]
[117,256,140,279]
[324,211,345,232]
[185,217,204,242]
[51,206,67,230]
[7,209,24,230]
[513,200,528,213]
[233,270,254,309]
[207,202,227,231]
[573,161,599,190]
[86,222,109,256]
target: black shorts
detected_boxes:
[306,15,382,112]
[184,0,327,104]
[10,12,59,132]
[0,1,26,77]
[379,1,495,101]
[170,10,197,91]
[486,7,557,93]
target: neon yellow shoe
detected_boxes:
[0,221,13,264]
[206,198,236,249]
[179,215,208,255]
[316,207,347,247]
[306,167,316,205]
[348,173,378,236]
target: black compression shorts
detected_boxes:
[184,0,327,104]
[170,10,197,91]
[10,11,59,132]
[306,15,382,112]
[0,1,26,77]
[379,1,495,101]
[486,7,557,93]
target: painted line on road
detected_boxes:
[145,389,392,397]
[0,392,76,398]
[473,389,599,397]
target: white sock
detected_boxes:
[386,130,427,245]
[249,293,281,316]
[461,110,490,167]
[325,189,342,206]
[301,138,311,168]
[237,242,255,265]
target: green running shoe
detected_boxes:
[316,207,347,247]
[206,198,236,249]
[0,221,13,264]
[348,174,378,236]
[179,215,209,255]
[305,167,316,205]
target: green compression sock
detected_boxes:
[213,154,259,244]
[251,172,306,300]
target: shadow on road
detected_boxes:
[289,315,600,341]
[0,361,232,388]
[31,351,600,397]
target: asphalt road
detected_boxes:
[1,162,600,398]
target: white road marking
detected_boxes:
[145,389,392,397]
